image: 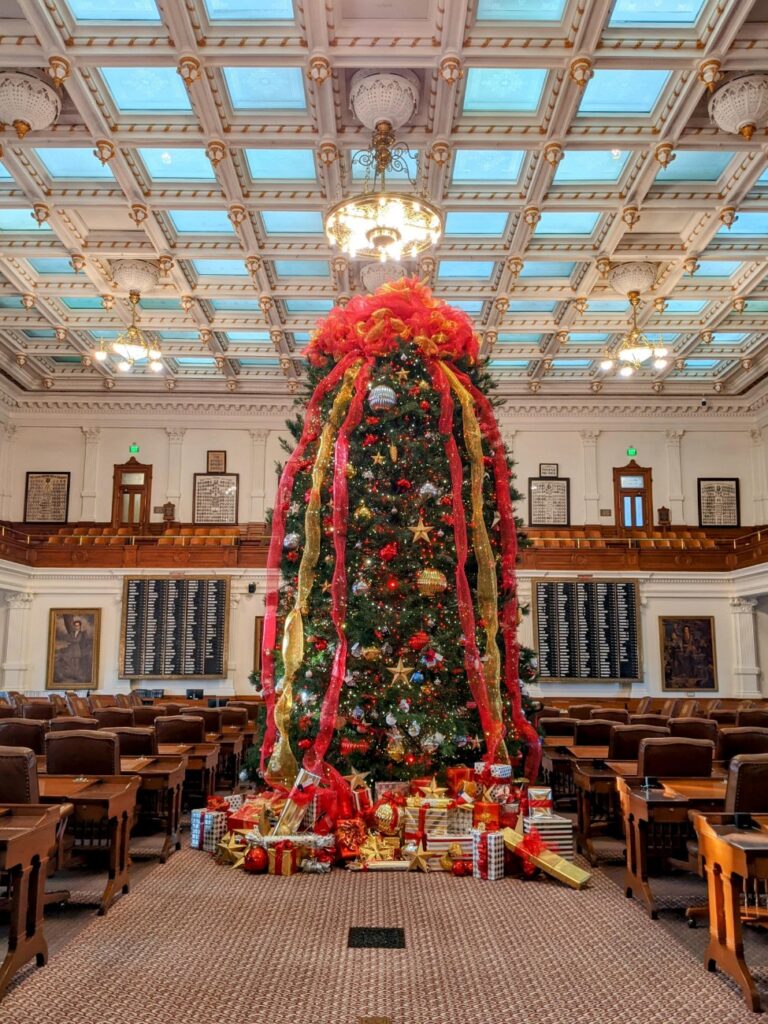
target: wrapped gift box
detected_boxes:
[403,802,447,839]
[190,808,228,852]
[472,801,501,831]
[424,833,473,858]
[267,842,303,876]
[526,786,554,818]
[471,827,505,881]
[523,814,574,861]
[374,780,410,801]
[352,785,373,815]
[448,802,474,834]
[502,826,591,890]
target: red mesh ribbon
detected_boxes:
[259,353,360,773]
[518,825,547,876]
[271,840,297,875]
[476,830,489,879]
[206,795,229,813]
[453,368,542,783]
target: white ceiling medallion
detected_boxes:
[359,261,407,293]
[607,261,657,297]
[0,72,60,138]
[708,73,768,140]
[349,69,420,131]
[111,259,161,293]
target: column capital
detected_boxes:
[751,428,764,446]
[81,426,101,443]
[579,429,600,445]
[5,592,34,610]
[730,597,758,613]
[249,428,270,444]
[664,428,684,444]
[165,427,186,442]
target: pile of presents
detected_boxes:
[189,762,591,888]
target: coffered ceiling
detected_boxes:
[1,0,768,401]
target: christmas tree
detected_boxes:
[258,278,541,789]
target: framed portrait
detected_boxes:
[659,616,718,692]
[697,477,740,528]
[193,473,239,524]
[24,472,70,524]
[253,615,264,674]
[539,463,559,478]
[46,609,101,690]
[528,477,570,527]
[207,450,227,474]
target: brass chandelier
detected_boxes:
[93,290,163,373]
[600,292,668,377]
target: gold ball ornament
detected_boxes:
[362,645,380,662]
[417,568,448,596]
[372,800,400,836]
[354,503,373,521]
[386,733,406,762]
[345,464,357,479]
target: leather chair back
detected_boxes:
[132,706,167,727]
[197,708,222,733]
[567,704,599,721]
[0,705,16,719]
[48,694,69,716]
[538,717,578,738]
[161,703,185,716]
[668,717,718,743]
[608,725,669,760]
[637,737,714,779]
[50,716,98,732]
[574,720,615,746]
[736,709,768,729]
[590,708,629,724]
[677,699,700,717]
[635,697,653,715]
[724,754,768,814]
[155,714,205,745]
[0,718,46,754]
[45,730,120,775]
[89,694,118,709]
[127,691,144,707]
[221,707,248,729]
[93,707,134,729]
[227,700,262,724]
[717,727,768,763]
[629,713,669,727]
[110,726,157,757]
[114,694,131,709]
[708,708,737,726]
[659,699,683,718]
[66,692,91,717]
[20,702,55,721]
[0,746,40,803]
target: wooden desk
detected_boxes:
[157,742,219,799]
[541,740,578,803]
[0,805,60,998]
[572,760,621,865]
[543,735,574,748]
[37,775,140,915]
[120,756,186,862]
[616,775,727,919]
[690,812,768,1012]
[205,730,244,788]
[566,745,610,761]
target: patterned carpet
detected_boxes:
[3,848,767,1024]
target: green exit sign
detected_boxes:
[626,446,637,457]
[129,443,140,454]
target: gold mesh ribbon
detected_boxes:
[440,363,508,763]
[267,363,362,784]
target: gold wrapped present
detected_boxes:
[403,802,447,838]
[502,826,591,890]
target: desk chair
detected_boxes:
[196,708,222,734]
[45,730,120,775]
[93,708,134,729]
[708,708,738,726]
[221,707,248,729]
[132,706,167,727]
[637,737,714,779]
[659,699,683,718]
[539,717,578,738]
[110,727,157,757]
[717,727,768,763]
[226,700,263,724]
[668,717,718,744]
[567,704,599,721]
[0,719,46,754]
[65,692,91,718]
[634,697,653,715]
[20,703,55,722]
[608,724,669,760]
[677,699,700,717]
[50,716,98,732]
[113,694,132,710]
[629,713,669,727]
[590,708,630,724]
[574,720,615,746]
[154,715,205,745]
[736,709,768,729]
[0,705,16,719]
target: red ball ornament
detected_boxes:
[452,860,472,877]
[379,542,398,562]
[419,400,430,411]
[298,739,311,750]
[408,631,430,651]
[243,846,268,874]
[314,638,328,651]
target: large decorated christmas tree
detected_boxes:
[258,278,541,791]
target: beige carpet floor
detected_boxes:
[3,846,768,1024]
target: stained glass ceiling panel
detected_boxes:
[437,260,496,279]
[210,299,261,311]
[578,70,671,116]
[534,212,600,235]
[568,333,610,343]
[452,301,484,313]
[168,210,234,233]
[497,333,543,343]
[246,149,316,180]
[139,149,216,181]
[662,299,708,313]
[67,0,161,18]
[608,0,706,26]
[139,298,182,310]
[553,150,630,183]
[656,150,735,182]
[61,297,103,309]
[284,299,334,313]
[176,357,216,366]
[99,67,192,113]
[552,359,591,368]
[204,0,294,17]
[476,0,566,18]
[222,67,306,111]
[225,331,271,342]
[35,148,115,180]
[261,211,324,235]
[462,68,547,113]
[451,149,525,184]
[586,300,626,312]
[509,300,557,312]
[444,212,508,236]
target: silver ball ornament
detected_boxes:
[368,385,397,411]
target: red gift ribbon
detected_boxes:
[272,839,296,875]
[477,831,489,879]
[527,799,553,811]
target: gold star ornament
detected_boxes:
[387,657,414,686]
[419,776,448,799]
[407,840,438,873]
[408,516,433,544]
[344,768,370,791]
[371,452,386,466]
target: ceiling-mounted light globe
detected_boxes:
[619,365,634,377]
[117,359,132,372]
[150,359,163,372]
[93,348,108,363]
[600,358,614,371]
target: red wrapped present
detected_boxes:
[334,817,368,860]
[472,801,501,830]
[268,840,302,876]
[352,785,373,815]
[445,766,473,797]
[409,776,432,796]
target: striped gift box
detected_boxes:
[471,827,505,880]
[403,803,447,838]
[523,814,574,861]
[424,833,473,858]
[190,809,228,852]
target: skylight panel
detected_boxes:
[568,333,610,343]
[476,0,566,19]
[139,298,182,310]
[51,355,82,365]
[578,70,671,116]
[437,260,496,280]
[452,300,484,313]
[67,0,161,19]
[193,259,248,277]
[28,258,77,275]
[0,162,12,180]
[719,212,768,236]
[608,0,705,26]
[0,210,52,232]
[225,331,271,342]
[204,0,294,18]
[535,212,599,235]
[168,210,234,233]
[0,297,24,308]
[61,297,103,309]
[261,211,324,234]
[585,300,626,312]
[210,299,262,311]
[684,358,720,369]
[520,261,576,278]
[155,331,199,341]
[710,333,747,344]
[497,333,542,343]
[23,329,57,338]
[489,359,529,368]
[237,358,280,367]
[553,150,629,183]
[35,147,115,180]
[451,149,525,184]
[100,67,192,113]
[284,299,334,313]
[657,150,734,182]
[292,332,311,345]
[176,357,216,367]
[351,150,418,182]
[462,68,547,113]
[139,148,215,181]
[444,212,508,236]
[273,259,330,277]
[552,359,591,368]
[661,299,708,313]
[509,299,557,312]
[246,149,316,180]
[222,67,306,111]
[695,261,741,277]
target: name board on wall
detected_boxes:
[120,577,229,679]
[533,578,641,683]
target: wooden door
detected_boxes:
[613,460,653,530]
[111,458,152,529]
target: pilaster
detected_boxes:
[80,427,101,521]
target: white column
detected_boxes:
[580,429,600,522]
[165,428,186,512]
[750,429,768,524]
[2,592,34,691]
[730,597,762,699]
[0,425,17,519]
[665,429,685,524]
[80,427,101,521]
[249,429,269,523]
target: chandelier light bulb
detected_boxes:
[150,359,163,372]
[117,359,132,372]
[93,348,108,363]
[653,358,668,370]
[619,365,634,377]
[600,358,614,371]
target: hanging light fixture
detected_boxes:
[600,292,668,377]
[93,290,163,373]
[708,73,768,140]
[0,72,60,138]
[324,72,442,262]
